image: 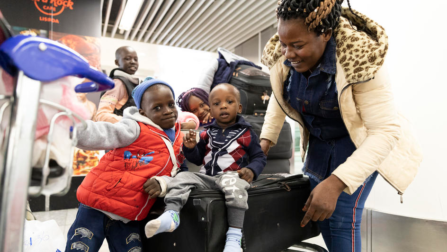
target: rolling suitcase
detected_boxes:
[242,115,293,161]
[142,174,320,252]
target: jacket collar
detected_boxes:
[205,115,251,130]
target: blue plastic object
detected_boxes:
[0,35,114,92]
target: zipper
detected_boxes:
[270,89,304,128]
[208,128,246,175]
[112,178,121,188]
[338,78,372,148]
[339,78,404,202]
[381,174,404,203]
[190,181,308,197]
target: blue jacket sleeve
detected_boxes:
[182,131,207,166]
[244,129,267,180]
[179,160,189,172]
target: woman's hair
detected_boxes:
[176,88,209,112]
[276,0,366,36]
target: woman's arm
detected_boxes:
[260,93,287,154]
[332,66,400,195]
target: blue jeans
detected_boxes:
[65,204,142,252]
[310,172,378,252]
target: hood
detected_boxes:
[123,106,165,131]
[112,68,142,85]
[261,8,388,84]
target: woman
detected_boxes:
[260,0,422,251]
[177,88,214,126]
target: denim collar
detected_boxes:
[283,37,336,75]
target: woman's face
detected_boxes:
[277,18,331,73]
[188,95,210,122]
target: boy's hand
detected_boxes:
[144,178,161,199]
[181,121,197,130]
[238,168,254,183]
[183,129,197,149]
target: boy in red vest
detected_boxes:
[65,79,186,252]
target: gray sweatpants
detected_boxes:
[164,171,250,228]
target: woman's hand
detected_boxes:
[183,129,198,149]
[301,175,346,227]
[260,139,272,156]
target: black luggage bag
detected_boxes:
[242,115,292,161]
[142,174,320,252]
[229,64,272,116]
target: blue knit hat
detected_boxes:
[132,78,175,109]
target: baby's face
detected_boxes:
[139,85,178,129]
[209,85,242,129]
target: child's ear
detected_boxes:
[115,59,119,67]
[139,109,146,117]
[238,104,242,114]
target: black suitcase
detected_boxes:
[230,64,272,116]
[242,115,293,161]
[142,174,320,252]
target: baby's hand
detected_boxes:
[238,168,254,183]
[183,129,197,149]
[144,178,161,199]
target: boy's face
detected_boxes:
[209,84,242,129]
[139,85,178,129]
[115,47,139,75]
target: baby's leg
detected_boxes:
[214,171,250,252]
[145,172,213,238]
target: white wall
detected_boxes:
[338,1,447,221]
[100,37,217,96]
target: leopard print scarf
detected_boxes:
[261,8,388,83]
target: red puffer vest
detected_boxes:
[77,122,184,221]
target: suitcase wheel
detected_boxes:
[283,242,328,252]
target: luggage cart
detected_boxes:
[0,16,114,252]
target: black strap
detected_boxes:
[101,68,138,116]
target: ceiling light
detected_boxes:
[119,0,144,31]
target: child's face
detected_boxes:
[188,95,210,122]
[209,84,242,129]
[115,47,139,75]
[139,85,178,129]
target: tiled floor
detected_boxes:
[32,208,326,252]
[33,208,110,252]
